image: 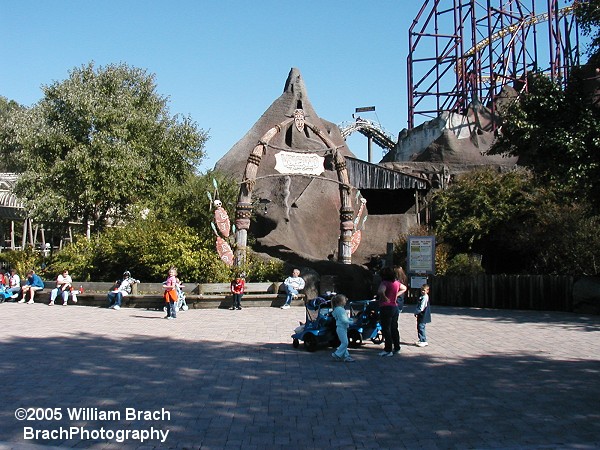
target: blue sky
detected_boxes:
[0,1,582,172]
[1,1,427,171]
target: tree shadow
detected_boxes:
[429,305,600,332]
[1,330,599,449]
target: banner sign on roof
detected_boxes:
[274,151,324,176]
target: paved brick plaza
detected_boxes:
[1,302,599,449]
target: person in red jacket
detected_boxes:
[229,272,245,310]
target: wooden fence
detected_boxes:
[428,275,574,312]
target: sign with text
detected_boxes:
[407,236,435,274]
[274,151,324,176]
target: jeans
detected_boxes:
[284,285,298,305]
[333,326,350,359]
[380,305,400,352]
[417,320,427,342]
[166,301,177,318]
[50,288,69,303]
[232,293,243,308]
[107,291,123,307]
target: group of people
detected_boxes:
[225,268,305,312]
[0,268,46,304]
[331,266,432,363]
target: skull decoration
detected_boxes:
[213,200,222,208]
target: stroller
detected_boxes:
[175,285,188,311]
[347,299,383,347]
[163,284,188,312]
[291,294,338,352]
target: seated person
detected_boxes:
[19,270,45,304]
[49,269,73,306]
[107,271,140,310]
[280,268,305,310]
[7,268,22,300]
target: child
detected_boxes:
[163,267,179,320]
[414,284,432,347]
[331,294,355,362]
[229,272,245,310]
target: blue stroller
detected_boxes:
[347,299,383,348]
[291,296,337,352]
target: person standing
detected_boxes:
[331,294,355,362]
[48,269,73,306]
[107,270,140,310]
[19,270,45,304]
[163,267,179,320]
[281,268,305,310]
[377,267,407,357]
[414,284,432,347]
[229,272,245,310]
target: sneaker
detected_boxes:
[393,348,401,355]
[229,306,236,310]
[378,351,394,357]
[344,357,356,362]
[281,304,290,310]
[113,305,120,310]
[27,299,34,305]
[165,316,172,320]
[236,306,242,310]
[17,299,25,304]
[48,301,54,306]
[62,301,68,306]
[416,341,429,347]
[108,305,114,309]
[331,352,342,361]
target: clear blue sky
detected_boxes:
[1,1,426,171]
[0,1,582,172]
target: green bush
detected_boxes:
[0,246,44,278]
[446,253,485,276]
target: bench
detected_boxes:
[193,282,306,309]
[31,281,306,309]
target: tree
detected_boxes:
[2,62,208,231]
[492,73,600,211]
[574,0,600,58]
[433,169,533,250]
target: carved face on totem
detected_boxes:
[294,109,305,132]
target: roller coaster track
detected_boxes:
[338,118,397,151]
[408,0,582,129]
[463,5,575,59]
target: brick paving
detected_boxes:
[1,301,599,449]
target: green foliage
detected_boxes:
[492,73,600,211]
[2,62,208,231]
[433,168,533,252]
[509,202,600,276]
[237,252,285,282]
[574,0,600,57]
[0,246,43,278]
[445,254,485,276]
[41,216,287,283]
[158,170,239,241]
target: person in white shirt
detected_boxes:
[7,268,21,300]
[49,269,73,306]
[107,271,140,310]
[281,268,305,309]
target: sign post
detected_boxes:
[407,236,435,289]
